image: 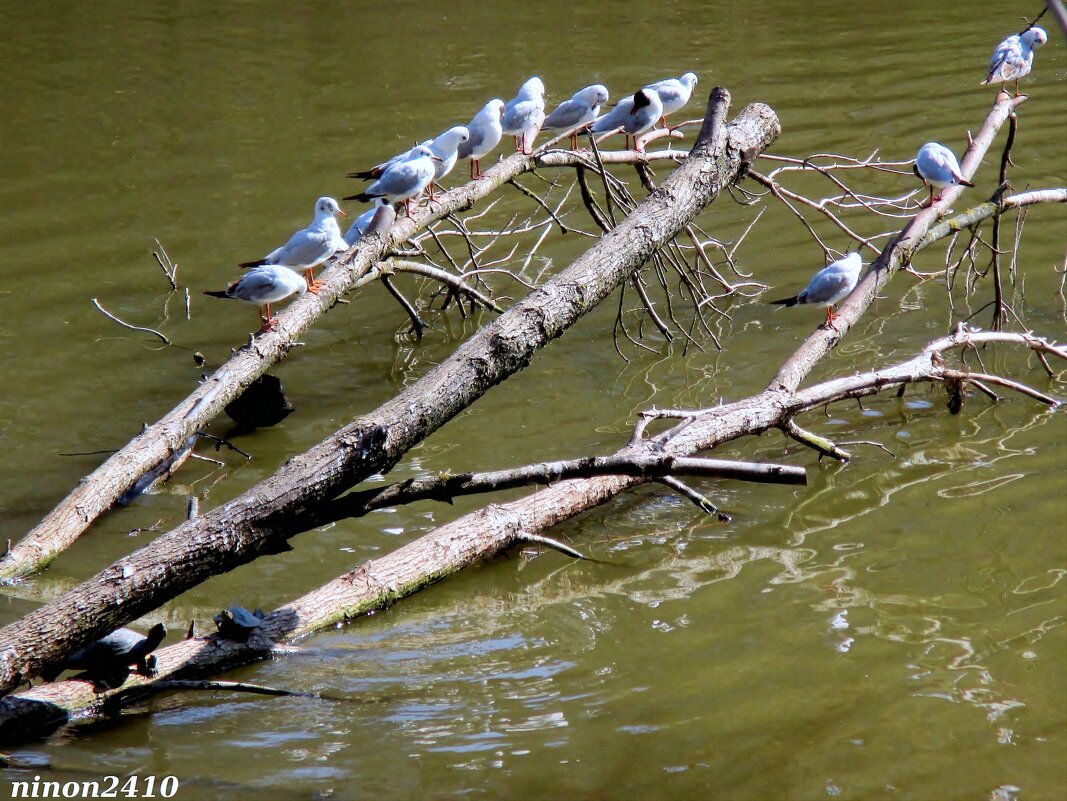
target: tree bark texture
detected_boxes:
[4,331,1060,742]
[0,90,782,696]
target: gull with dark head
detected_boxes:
[502,77,546,155]
[913,142,974,208]
[590,88,663,153]
[770,252,863,332]
[238,196,346,293]
[542,84,610,149]
[457,98,505,179]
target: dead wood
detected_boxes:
[3,329,1060,741]
[0,131,700,584]
[0,89,782,696]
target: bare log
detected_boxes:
[0,89,782,696]
[4,330,1060,741]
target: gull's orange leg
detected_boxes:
[823,306,840,333]
[304,269,323,294]
[258,302,279,333]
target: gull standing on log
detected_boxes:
[770,252,863,332]
[345,145,441,216]
[238,196,346,294]
[541,84,610,149]
[205,266,308,333]
[501,77,546,155]
[982,26,1047,97]
[590,88,663,153]
[348,126,469,201]
[457,98,505,179]
[913,142,974,207]
[645,72,698,128]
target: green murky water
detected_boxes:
[1,1,1065,799]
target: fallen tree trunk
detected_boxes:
[0,89,782,696]
[3,329,1060,742]
[2,93,1062,737]
[0,137,689,584]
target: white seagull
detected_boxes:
[542,84,610,149]
[457,99,506,179]
[205,266,308,333]
[914,142,974,207]
[349,126,469,200]
[645,72,698,128]
[590,88,663,153]
[502,76,546,155]
[345,145,441,215]
[982,26,1048,96]
[239,196,346,293]
[770,252,864,332]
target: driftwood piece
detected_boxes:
[0,89,782,696]
[4,330,1060,742]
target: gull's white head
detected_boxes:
[438,125,470,146]
[315,196,345,218]
[583,84,610,105]
[487,98,506,118]
[839,252,863,271]
[1022,26,1048,48]
[680,72,698,88]
[411,144,442,161]
[520,76,545,99]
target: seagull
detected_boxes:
[542,84,610,149]
[982,26,1048,96]
[205,266,307,333]
[645,72,698,128]
[457,99,505,179]
[770,252,864,332]
[913,142,974,207]
[590,88,663,153]
[239,197,346,294]
[502,77,546,155]
[348,126,469,200]
[344,145,441,215]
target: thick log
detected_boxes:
[0,89,782,696]
[4,331,1061,743]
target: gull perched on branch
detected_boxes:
[590,88,663,153]
[457,98,505,180]
[982,26,1047,97]
[541,84,610,150]
[645,72,698,129]
[239,197,347,294]
[344,145,441,216]
[205,266,307,333]
[348,126,469,200]
[502,76,546,155]
[913,142,974,207]
[770,252,863,332]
